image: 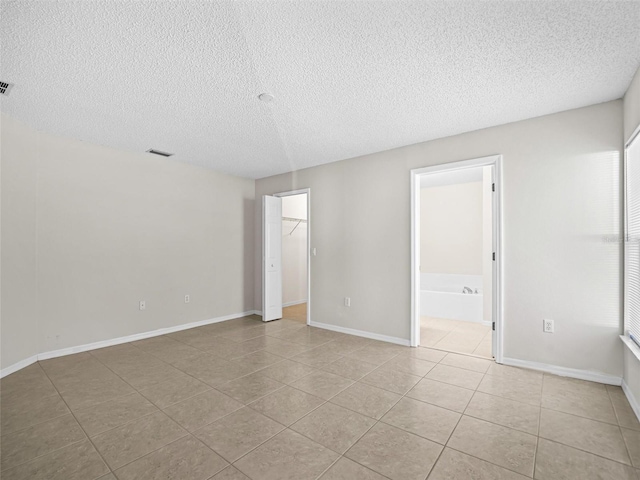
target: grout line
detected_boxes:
[608,386,637,467]
[537,436,639,470]
[0,388,72,438]
[532,435,540,479]
[36,365,115,478]
[110,431,218,475]
[531,373,544,478]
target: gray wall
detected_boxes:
[421,181,483,275]
[1,114,39,368]
[1,114,255,368]
[255,100,624,377]
[624,65,640,142]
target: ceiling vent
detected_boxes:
[0,81,14,96]
[146,148,174,157]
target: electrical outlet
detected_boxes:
[344,297,351,307]
[139,300,146,311]
[543,319,554,333]
[185,294,190,304]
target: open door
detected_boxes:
[262,195,283,322]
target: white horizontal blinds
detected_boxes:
[626,134,640,347]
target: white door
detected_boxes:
[262,195,283,322]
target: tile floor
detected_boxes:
[1,314,639,480]
[282,303,307,324]
[421,316,492,358]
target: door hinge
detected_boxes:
[492,321,496,331]
[492,183,495,192]
[492,252,495,261]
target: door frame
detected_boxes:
[274,188,311,326]
[410,155,503,363]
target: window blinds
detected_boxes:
[625,133,640,348]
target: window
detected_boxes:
[625,130,640,348]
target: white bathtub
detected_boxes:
[420,273,485,324]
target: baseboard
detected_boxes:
[1,310,257,378]
[502,357,622,386]
[0,355,39,378]
[309,321,410,346]
[621,379,640,422]
[283,300,306,307]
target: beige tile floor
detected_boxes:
[282,302,307,324]
[421,316,493,358]
[1,314,639,480]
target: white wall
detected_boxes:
[282,194,307,305]
[0,113,255,370]
[420,181,483,275]
[255,100,624,377]
[1,114,39,368]
[623,66,640,411]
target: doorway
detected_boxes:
[262,189,311,325]
[280,192,309,325]
[411,156,503,362]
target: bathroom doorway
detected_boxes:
[411,156,502,361]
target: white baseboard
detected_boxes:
[0,355,39,378]
[502,357,622,386]
[1,310,257,379]
[621,379,640,422]
[310,321,410,346]
[283,300,306,307]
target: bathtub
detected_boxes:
[420,273,485,324]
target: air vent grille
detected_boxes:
[0,81,14,96]
[146,148,174,157]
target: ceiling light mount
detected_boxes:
[258,92,274,103]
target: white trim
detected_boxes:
[621,334,640,363]
[274,188,311,326]
[621,379,640,422]
[0,355,39,378]
[626,122,640,149]
[0,310,257,378]
[283,300,307,308]
[410,154,503,364]
[502,357,622,386]
[310,321,410,346]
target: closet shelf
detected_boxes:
[282,216,307,235]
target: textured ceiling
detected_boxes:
[1,1,639,179]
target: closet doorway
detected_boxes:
[272,189,311,325]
